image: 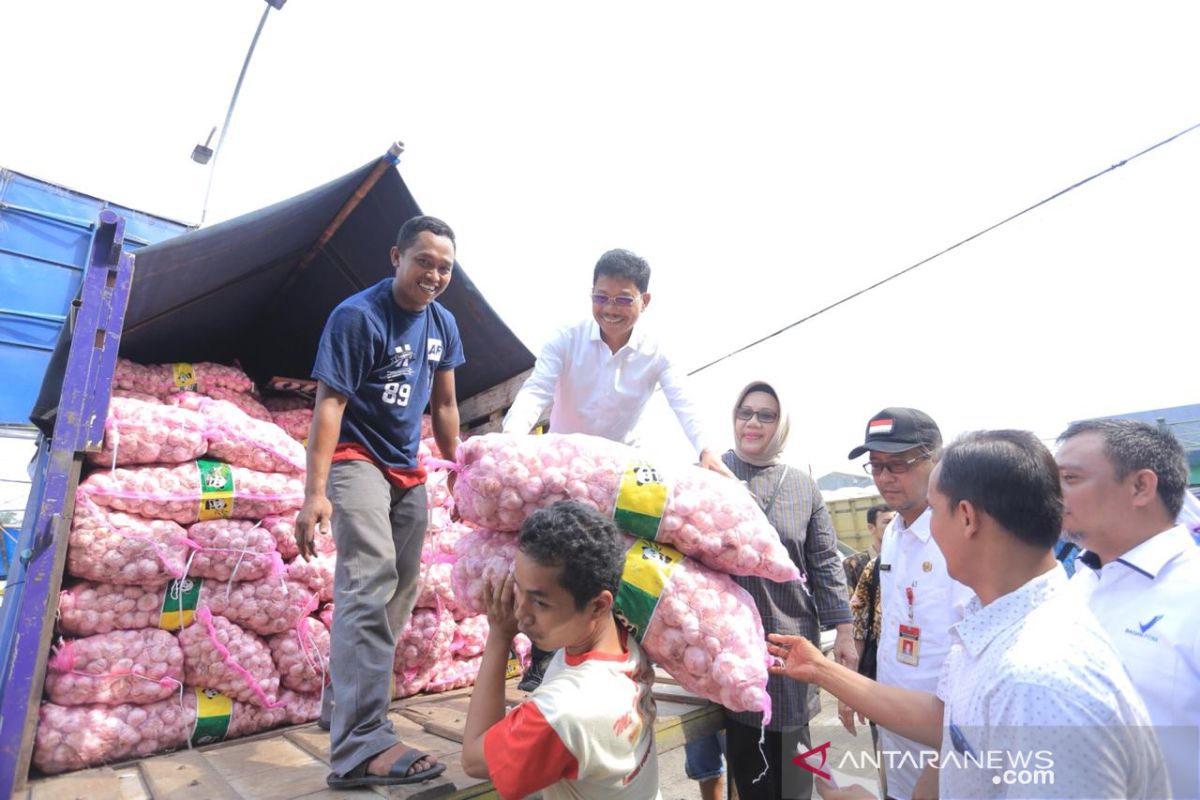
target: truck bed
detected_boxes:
[20,674,722,800]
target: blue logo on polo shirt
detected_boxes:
[1125,614,1164,642]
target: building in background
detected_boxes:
[1082,404,1200,490]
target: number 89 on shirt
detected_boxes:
[382,382,412,406]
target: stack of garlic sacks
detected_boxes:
[34,359,509,775]
[449,433,801,724]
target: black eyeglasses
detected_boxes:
[862,454,930,476]
[591,293,639,307]
[735,408,779,424]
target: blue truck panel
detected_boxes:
[0,169,191,425]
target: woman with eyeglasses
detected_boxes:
[686,380,855,800]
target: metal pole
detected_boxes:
[199,3,276,225]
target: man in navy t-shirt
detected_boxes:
[297,215,464,789]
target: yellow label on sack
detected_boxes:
[614,539,684,642]
[196,459,235,520]
[191,688,233,746]
[613,461,669,540]
[172,362,198,391]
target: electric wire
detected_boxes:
[687,120,1200,377]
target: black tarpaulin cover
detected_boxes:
[32,155,534,433]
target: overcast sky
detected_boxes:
[3,1,1198,478]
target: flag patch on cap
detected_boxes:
[869,419,894,435]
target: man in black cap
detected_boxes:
[843,408,974,800]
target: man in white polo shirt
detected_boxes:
[1056,418,1200,799]
[845,408,974,798]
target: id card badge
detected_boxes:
[897,623,921,666]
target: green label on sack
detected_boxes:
[613,460,668,540]
[197,459,235,520]
[614,539,684,642]
[159,577,203,630]
[191,688,233,746]
[172,362,198,391]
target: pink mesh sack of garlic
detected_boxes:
[58,581,185,636]
[34,696,191,774]
[615,535,771,721]
[201,577,318,636]
[450,433,799,582]
[264,512,335,561]
[88,396,208,467]
[448,616,535,662]
[268,617,330,694]
[422,516,469,564]
[114,358,254,396]
[317,603,333,632]
[67,498,195,586]
[199,387,272,421]
[166,394,305,474]
[451,528,771,719]
[271,408,312,442]
[34,687,288,774]
[286,554,335,603]
[393,667,431,700]
[425,655,482,694]
[164,388,272,422]
[277,689,322,725]
[424,637,536,694]
[450,528,521,616]
[112,388,160,403]
[417,562,460,617]
[44,629,185,707]
[178,608,281,708]
[452,615,490,658]
[79,460,304,524]
[425,464,453,508]
[186,519,284,582]
[394,606,456,676]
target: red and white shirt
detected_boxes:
[483,631,661,800]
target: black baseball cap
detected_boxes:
[847,407,942,459]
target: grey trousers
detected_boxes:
[326,460,427,775]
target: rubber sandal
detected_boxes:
[326,748,446,788]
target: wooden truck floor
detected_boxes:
[20,673,722,800]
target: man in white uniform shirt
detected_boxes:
[845,408,973,799]
[770,430,1167,800]
[1057,418,1200,799]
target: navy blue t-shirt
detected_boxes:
[312,279,465,469]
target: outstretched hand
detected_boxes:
[766,633,825,684]
[699,449,737,480]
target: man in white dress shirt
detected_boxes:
[502,248,733,691]
[1056,418,1199,799]
[845,408,974,798]
[770,429,1168,800]
[502,248,732,476]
